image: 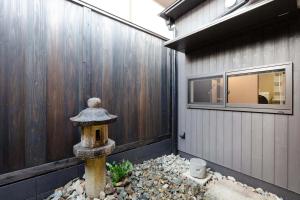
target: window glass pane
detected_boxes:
[227,69,286,105]
[188,76,224,105]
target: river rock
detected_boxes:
[99,191,106,200]
[255,187,264,194]
[227,176,236,182]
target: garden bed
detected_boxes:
[46,155,282,200]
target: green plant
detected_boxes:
[106,160,133,186]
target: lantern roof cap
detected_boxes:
[70,98,117,125]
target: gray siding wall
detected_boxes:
[176,0,300,194]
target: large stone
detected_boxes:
[205,179,279,200]
[213,172,223,180]
[74,180,84,195]
[227,176,236,182]
[189,158,207,179]
[99,191,106,200]
[255,187,264,194]
[104,183,115,195]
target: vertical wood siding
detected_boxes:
[0,0,171,174]
[176,0,300,194]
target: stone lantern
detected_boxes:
[70,98,117,198]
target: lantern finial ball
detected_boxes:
[87,97,101,108]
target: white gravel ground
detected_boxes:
[46,154,283,200]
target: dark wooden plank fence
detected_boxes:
[0,0,171,175]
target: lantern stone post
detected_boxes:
[70,98,117,198]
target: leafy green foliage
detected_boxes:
[106,160,133,186]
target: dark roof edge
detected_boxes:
[159,0,207,21]
[160,0,183,19]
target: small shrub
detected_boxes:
[106,160,133,186]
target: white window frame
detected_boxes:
[187,62,293,115]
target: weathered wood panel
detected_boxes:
[190,110,197,155]
[262,114,275,183]
[176,0,300,194]
[196,111,203,157]
[45,0,83,162]
[5,0,26,172]
[216,111,224,165]
[274,115,288,188]
[209,111,217,163]
[288,16,300,193]
[0,0,7,173]
[241,113,252,176]
[24,0,47,167]
[232,112,242,172]
[186,110,193,155]
[251,113,263,180]
[223,112,233,168]
[202,110,210,160]
[0,0,171,175]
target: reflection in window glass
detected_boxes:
[227,69,286,105]
[188,76,224,105]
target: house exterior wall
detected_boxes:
[176,0,300,194]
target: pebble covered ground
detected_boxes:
[46,154,282,200]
